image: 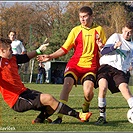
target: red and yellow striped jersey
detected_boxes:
[61,23,106,69]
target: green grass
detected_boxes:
[1,83,133,132]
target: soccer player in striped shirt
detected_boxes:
[37,6,106,124]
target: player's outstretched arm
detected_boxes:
[37,48,65,62]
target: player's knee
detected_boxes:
[40,93,55,105]
[99,78,108,89]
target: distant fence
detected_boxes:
[20,72,133,86]
[20,73,37,83]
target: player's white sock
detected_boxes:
[127,97,133,108]
[98,97,106,118]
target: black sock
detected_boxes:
[56,102,79,119]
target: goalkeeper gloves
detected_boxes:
[36,38,49,55]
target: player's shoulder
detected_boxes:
[14,39,22,44]
[112,33,120,36]
[92,23,104,32]
[109,33,120,39]
[68,25,81,35]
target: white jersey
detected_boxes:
[100,33,133,73]
[11,39,26,54]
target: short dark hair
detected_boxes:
[79,6,93,16]
[0,38,12,48]
[8,30,16,35]
[125,20,133,30]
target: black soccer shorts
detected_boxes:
[96,64,129,93]
[12,89,46,112]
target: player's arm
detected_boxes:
[16,54,30,64]
[37,30,73,62]
[96,38,104,51]
[101,41,121,55]
[28,42,49,59]
[16,50,40,64]
[17,50,43,64]
[49,48,65,60]
[37,48,65,62]
[17,43,49,63]
[95,27,106,51]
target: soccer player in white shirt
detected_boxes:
[95,20,133,125]
[8,30,27,70]
[8,30,26,55]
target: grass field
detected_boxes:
[0,83,133,132]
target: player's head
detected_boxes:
[122,20,133,41]
[79,6,93,28]
[0,38,12,59]
[8,30,16,41]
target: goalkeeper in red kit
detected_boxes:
[0,38,92,124]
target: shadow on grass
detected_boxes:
[57,119,128,126]
[74,106,128,110]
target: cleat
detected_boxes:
[51,117,62,124]
[79,112,92,122]
[32,118,52,124]
[32,111,52,124]
[32,118,44,124]
[95,116,108,125]
[82,104,90,122]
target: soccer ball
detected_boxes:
[127,108,133,124]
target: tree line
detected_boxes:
[0,1,133,76]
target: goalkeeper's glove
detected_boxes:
[36,43,49,55]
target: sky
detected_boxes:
[0,1,69,6]
[1,1,133,7]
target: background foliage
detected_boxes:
[0,1,133,74]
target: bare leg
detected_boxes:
[82,80,94,112]
[95,78,108,125]
[60,77,74,101]
[118,83,132,100]
[40,93,92,122]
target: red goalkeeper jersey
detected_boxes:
[0,55,29,108]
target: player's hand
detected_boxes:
[96,38,104,50]
[114,41,122,49]
[39,37,49,52]
[36,38,49,55]
[39,43,49,52]
[37,54,50,62]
